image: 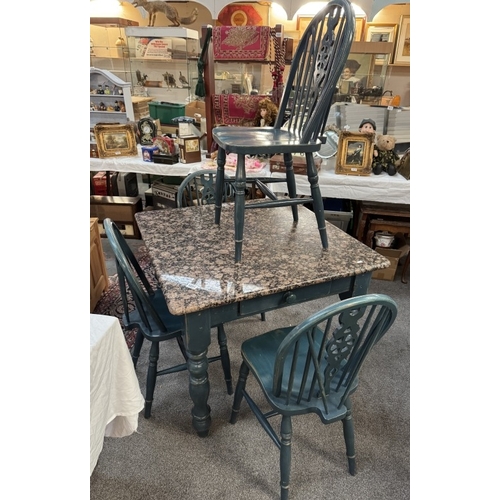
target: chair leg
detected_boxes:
[229,362,249,424]
[260,312,266,321]
[131,329,145,368]
[217,325,233,395]
[283,153,298,222]
[280,415,292,500]
[306,152,328,250]
[214,148,226,225]
[234,153,247,263]
[144,341,160,419]
[341,397,357,476]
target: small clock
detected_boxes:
[137,118,157,145]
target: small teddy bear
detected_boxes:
[372,134,401,176]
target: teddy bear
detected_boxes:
[372,134,401,176]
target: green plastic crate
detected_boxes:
[148,101,185,124]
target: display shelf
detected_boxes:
[124,26,200,104]
[90,67,134,127]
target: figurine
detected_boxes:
[253,97,278,127]
[114,101,121,112]
[98,102,106,111]
[136,70,148,86]
[104,85,111,95]
[131,0,198,27]
[358,118,376,134]
[97,84,104,95]
[179,71,189,86]
[162,71,177,88]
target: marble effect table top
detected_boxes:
[135,204,389,315]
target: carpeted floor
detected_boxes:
[91,247,410,500]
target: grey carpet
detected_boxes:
[90,261,410,500]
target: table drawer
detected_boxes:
[239,281,332,316]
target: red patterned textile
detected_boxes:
[212,94,269,125]
[213,26,270,60]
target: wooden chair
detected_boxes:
[212,0,355,262]
[103,218,233,419]
[230,293,398,500]
[176,170,266,322]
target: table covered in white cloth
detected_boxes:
[90,314,144,475]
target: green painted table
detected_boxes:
[135,204,389,436]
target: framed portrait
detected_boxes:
[94,123,137,158]
[335,131,374,176]
[393,15,410,65]
[297,16,364,41]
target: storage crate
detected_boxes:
[148,101,186,124]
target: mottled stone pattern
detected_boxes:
[136,205,389,315]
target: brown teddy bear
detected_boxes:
[372,134,401,176]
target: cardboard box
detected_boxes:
[185,101,206,120]
[270,155,322,175]
[372,238,410,281]
[92,172,108,195]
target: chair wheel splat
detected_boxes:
[212,0,356,262]
[229,292,398,499]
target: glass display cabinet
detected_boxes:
[334,41,395,104]
[125,26,200,103]
[90,17,137,83]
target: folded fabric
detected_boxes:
[213,26,270,60]
[201,154,267,173]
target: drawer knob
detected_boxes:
[283,291,297,304]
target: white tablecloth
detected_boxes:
[90,148,409,204]
[90,314,144,475]
[270,156,410,205]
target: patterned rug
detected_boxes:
[93,246,153,349]
[213,26,270,60]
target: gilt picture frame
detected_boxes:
[335,131,374,176]
[94,123,137,158]
[393,15,410,65]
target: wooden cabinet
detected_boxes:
[90,217,109,312]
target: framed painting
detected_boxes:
[335,131,374,176]
[393,15,410,65]
[297,16,364,41]
[94,123,137,158]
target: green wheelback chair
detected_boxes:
[212,0,356,262]
[229,293,398,499]
[103,218,233,419]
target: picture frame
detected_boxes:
[94,123,137,158]
[364,23,398,43]
[335,131,374,176]
[296,16,365,41]
[393,15,410,65]
[364,23,398,65]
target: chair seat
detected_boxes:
[213,126,323,156]
[242,326,358,423]
[125,288,184,342]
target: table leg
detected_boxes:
[215,148,226,225]
[185,314,213,437]
[187,348,211,437]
